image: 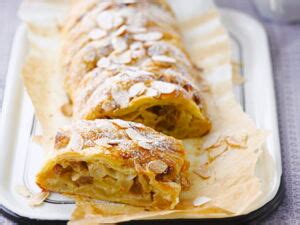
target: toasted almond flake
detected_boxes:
[209,144,227,158]
[194,165,211,179]
[133,31,163,41]
[29,191,49,206]
[69,132,84,150]
[102,100,116,112]
[128,83,146,98]
[113,16,125,28]
[115,25,127,36]
[152,55,176,64]
[145,88,159,97]
[137,141,153,150]
[193,196,211,207]
[112,37,128,53]
[128,26,147,33]
[111,88,130,107]
[130,42,143,50]
[107,139,122,145]
[152,81,176,94]
[132,49,145,59]
[125,128,148,142]
[82,49,97,62]
[54,131,70,149]
[112,119,131,129]
[97,57,111,68]
[88,28,107,40]
[61,102,73,117]
[15,185,32,198]
[112,51,132,64]
[147,160,168,174]
[96,11,114,30]
[94,139,113,148]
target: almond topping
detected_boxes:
[29,191,49,207]
[137,141,153,150]
[112,37,128,53]
[145,88,159,97]
[112,51,132,64]
[115,25,127,36]
[128,83,146,98]
[97,57,111,68]
[125,128,148,142]
[54,132,70,149]
[152,81,176,94]
[88,28,107,40]
[133,31,163,41]
[96,11,114,30]
[152,55,176,64]
[112,119,131,129]
[193,196,211,207]
[147,160,168,174]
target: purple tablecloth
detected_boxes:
[0,0,299,224]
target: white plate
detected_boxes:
[0,9,282,221]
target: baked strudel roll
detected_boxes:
[36,119,189,209]
[60,0,211,138]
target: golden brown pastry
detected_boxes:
[36,119,189,209]
[60,0,211,138]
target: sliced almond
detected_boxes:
[29,191,49,207]
[112,119,131,129]
[128,83,146,98]
[137,141,153,150]
[111,88,130,108]
[113,16,125,28]
[54,131,70,149]
[152,55,176,64]
[15,185,32,198]
[133,31,163,42]
[209,144,227,159]
[96,2,113,13]
[128,26,147,33]
[193,196,211,207]
[88,28,107,40]
[102,100,116,112]
[112,51,132,64]
[97,57,111,68]
[69,132,84,151]
[145,88,159,97]
[82,49,97,62]
[152,81,176,94]
[96,11,114,30]
[125,128,148,142]
[94,139,113,148]
[194,165,211,179]
[147,160,168,174]
[112,37,128,53]
[115,25,127,36]
[107,139,122,145]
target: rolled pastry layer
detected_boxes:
[36,119,189,209]
[61,0,211,138]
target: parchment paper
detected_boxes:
[19,0,267,223]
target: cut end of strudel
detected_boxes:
[36,119,189,209]
[61,0,211,138]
